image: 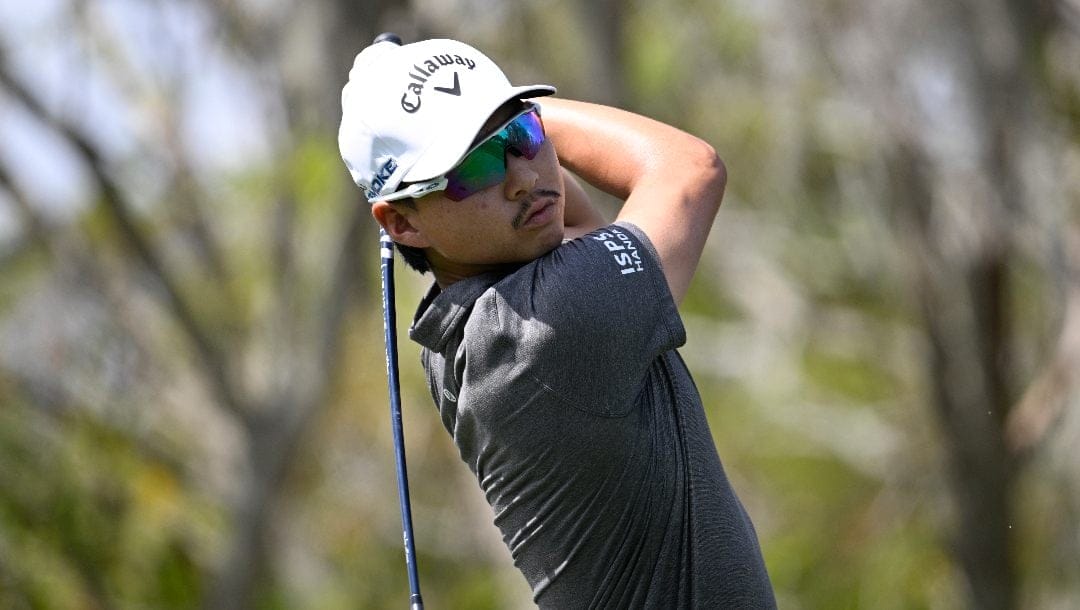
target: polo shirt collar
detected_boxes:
[409,272,504,353]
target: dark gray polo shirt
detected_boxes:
[409,222,775,609]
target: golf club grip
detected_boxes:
[375,32,403,46]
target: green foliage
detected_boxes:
[0,242,49,313]
[290,134,349,215]
[681,272,744,321]
[0,0,1076,609]
[802,348,899,403]
[0,394,209,609]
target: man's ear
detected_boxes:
[371,201,430,248]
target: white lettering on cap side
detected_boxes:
[368,157,398,199]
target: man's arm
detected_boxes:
[561,167,607,240]
[540,98,726,305]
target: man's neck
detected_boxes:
[431,260,524,289]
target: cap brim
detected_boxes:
[402,85,556,183]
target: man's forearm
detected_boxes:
[538,97,726,304]
[540,98,724,201]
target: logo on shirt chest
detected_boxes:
[591,227,644,275]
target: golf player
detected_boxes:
[339,38,776,608]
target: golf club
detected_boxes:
[376,30,423,609]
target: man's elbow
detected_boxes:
[684,138,727,207]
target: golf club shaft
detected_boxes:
[380,229,424,610]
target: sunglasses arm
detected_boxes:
[374,178,449,203]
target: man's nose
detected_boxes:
[503,153,539,201]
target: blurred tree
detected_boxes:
[1,0,1078,609]
[0,0,395,607]
[810,0,1077,607]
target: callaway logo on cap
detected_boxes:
[338,38,556,202]
[400,53,473,112]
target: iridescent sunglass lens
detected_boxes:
[507,111,544,159]
[442,109,546,201]
[443,139,506,201]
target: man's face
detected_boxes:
[401,104,566,276]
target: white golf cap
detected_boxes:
[338,38,556,202]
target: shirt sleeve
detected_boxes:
[470,221,686,417]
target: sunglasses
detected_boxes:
[379,104,546,202]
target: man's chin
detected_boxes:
[537,226,566,254]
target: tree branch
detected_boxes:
[0,57,249,425]
[203,197,368,610]
[72,0,241,312]
[0,161,55,257]
[1006,228,1080,454]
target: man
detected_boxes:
[339,38,776,608]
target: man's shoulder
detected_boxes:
[409,272,502,353]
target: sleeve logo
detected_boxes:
[590,227,644,275]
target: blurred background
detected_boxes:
[0,0,1077,608]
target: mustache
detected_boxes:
[512,189,561,229]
